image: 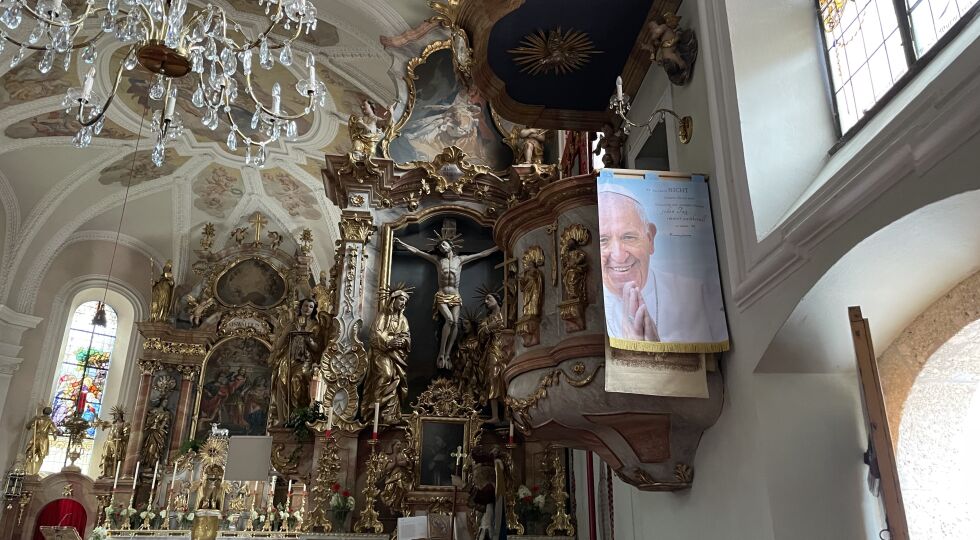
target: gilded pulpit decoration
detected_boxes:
[361,285,412,424]
[507,27,602,76]
[516,246,545,347]
[269,298,324,426]
[93,406,130,478]
[394,226,498,370]
[23,406,58,476]
[408,146,496,196]
[639,12,699,86]
[559,224,591,332]
[150,260,175,322]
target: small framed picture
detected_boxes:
[416,417,468,489]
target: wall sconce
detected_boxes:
[609,76,693,144]
[3,457,25,508]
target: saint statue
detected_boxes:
[269,298,323,426]
[469,447,507,540]
[454,314,483,400]
[560,225,591,302]
[311,269,336,319]
[519,247,545,320]
[380,440,414,516]
[94,406,130,478]
[141,395,171,466]
[24,406,59,476]
[478,293,507,407]
[361,286,412,424]
[348,99,391,161]
[512,127,548,165]
[393,232,499,369]
[150,260,175,322]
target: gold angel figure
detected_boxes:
[348,100,393,161]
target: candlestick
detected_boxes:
[81,67,95,101]
[113,460,121,490]
[372,402,379,438]
[150,461,159,494]
[509,421,515,445]
[616,75,624,101]
[132,461,141,489]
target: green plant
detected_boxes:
[179,438,202,455]
[285,407,316,442]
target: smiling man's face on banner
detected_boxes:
[598,191,657,296]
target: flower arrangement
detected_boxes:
[88,526,108,540]
[328,483,355,530]
[515,484,546,528]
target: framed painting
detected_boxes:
[213,257,288,309]
[194,336,272,439]
[416,417,468,489]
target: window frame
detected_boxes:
[817,0,980,153]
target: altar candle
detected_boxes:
[150,460,159,494]
[372,402,380,438]
[113,460,122,490]
[616,75,624,102]
[326,406,333,434]
[169,462,177,493]
[132,461,141,490]
[509,422,515,445]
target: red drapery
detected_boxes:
[32,499,87,540]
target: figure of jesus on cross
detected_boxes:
[393,221,498,370]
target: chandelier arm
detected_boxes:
[240,71,316,121]
[16,1,97,29]
[194,75,225,110]
[0,27,107,51]
[75,46,135,129]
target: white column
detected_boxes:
[0,304,43,475]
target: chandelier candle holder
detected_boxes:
[0,0,327,167]
[609,75,693,143]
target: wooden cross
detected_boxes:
[249,212,268,246]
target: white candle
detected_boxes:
[372,402,380,434]
[271,83,281,115]
[82,67,96,101]
[169,462,177,493]
[307,54,316,84]
[326,406,333,432]
[287,479,293,499]
[113,460,122,490]
[132,461,141,490]
[616,75,624,101]
[164,89,176,120]
[509,422,514,438]
[150,461,159,493]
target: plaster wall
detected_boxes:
[0,240,149,489]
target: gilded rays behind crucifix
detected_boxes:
[507,27,602,76]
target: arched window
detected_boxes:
[40,301,119,474]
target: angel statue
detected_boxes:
[380,440,414,516]
[348,99,393,161]
[269,298,324,426]
[93,406,130,478]
[640,12,699,86]
[361,285,412,424]
[24,406,59,476]
[393,231,499,370]
[150,259,175,322]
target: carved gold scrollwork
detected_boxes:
[407,145,497,197]
[143,338,207,357]
[271,443,302,475]
[505,363,601,433]
[217,308,273,338]
[339,214,376,244]
[306,435,342,532]
[138,359,162,374]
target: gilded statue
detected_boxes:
[560,225,591,302]
[640,12,699,86]
[478,293,507,407]
[519,246,545,320]
[348,99,391,161]
[507,127,548,165]
[93,406,130,478]
[454,313,483,399]
[269,298,324,426]
[361,286,412,424]
[393,232,498,370]
[24,406,59,476]
[197,463,228,510]
[594,122,625,168]
[380,440,414,516]
[141,395,171,466]
[150,260,175,322]
[311,269,336,319]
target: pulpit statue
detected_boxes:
[141,396,171,466]
[150,260,175,322]
[478,293,507,421]
[94,406,130,478]
[393,233,499,369]
[361,286,412,423]
[269,298,324,425]
[24,406,59,475]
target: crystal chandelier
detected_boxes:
[0,0,328,167]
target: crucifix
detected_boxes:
[249,212,268,246]
[451,445,466,475]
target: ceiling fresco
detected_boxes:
[260,168,323,220]
[5,111,132,140]
[97,148,190,187]
[193,164,246,219]
[0,60,79,106]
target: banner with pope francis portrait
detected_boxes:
[597,169,729,397]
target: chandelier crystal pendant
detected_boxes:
[0,0,328,167]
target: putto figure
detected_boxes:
[393,231,498,369]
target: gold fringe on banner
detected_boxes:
[608,336,730,354]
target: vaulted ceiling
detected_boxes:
[0,0,429,310]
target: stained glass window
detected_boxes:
[40,301,118,474]
[820,0,979,134]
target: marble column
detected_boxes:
[169,365,198,458]
[123,360,158,475]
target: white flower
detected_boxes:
[103,507,113,516]
[89,526,108,540]
[259,515,266,523]
[279,510,289,520]
[175,511,184,522]
[139,511,148,519]
[517,485,532,498]
[533,494,546,509]
[250,511,259,519]
[346,496,355,508]
[186,512,195,521]
[293,511,303,520]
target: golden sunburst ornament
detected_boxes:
[508,27,602,76]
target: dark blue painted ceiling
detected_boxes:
[486,0,653,112]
